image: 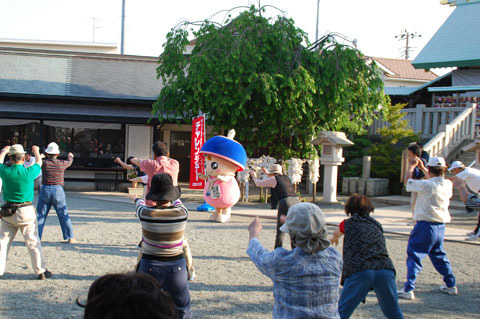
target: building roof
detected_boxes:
[384,71,452,96]
[373,57,438,81]
[0,48,162,101]
[428,85,480,93]
[412,0,480,69]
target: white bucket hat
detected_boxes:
[45,142,60,155]
[8,144,26,155]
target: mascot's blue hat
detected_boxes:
[200,129,247,172]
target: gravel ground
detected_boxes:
[0,195,479,319]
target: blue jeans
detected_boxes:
[404,221,456,292]
[36,185,74,240]
[339,269,403,319]
[138,257,193,319]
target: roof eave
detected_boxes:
[413,59,480,69]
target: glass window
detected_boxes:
[44,125,125,168]
[0,122,41,150]
[45,126,73,156]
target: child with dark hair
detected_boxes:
[330,193,403,319]
[405,144,428,224]
[78,272,176,319]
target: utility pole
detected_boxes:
[395,29,421,60]
[90,17,99,43]
[315,0,321,43]
[121,0,125,55]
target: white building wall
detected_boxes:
[126,125,153,159]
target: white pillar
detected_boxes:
[323,165,338,203]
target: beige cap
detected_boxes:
[8,144,26,155]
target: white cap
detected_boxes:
[44,142,60,155]
[448,161,465,172]
[427,156,447,168]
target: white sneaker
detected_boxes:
[439,285,458,295]
[466,231,475,236]
[397,288,414,300]
[465,234,480,241]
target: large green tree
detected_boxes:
[153,5,386,158]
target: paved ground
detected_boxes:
[0,188,478,319]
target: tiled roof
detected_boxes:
[0,48,162,100]
[412,1,480,68]
[373,57,438,81]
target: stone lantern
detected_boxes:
[312,131,353,203]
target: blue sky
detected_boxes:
[0,0,454,62]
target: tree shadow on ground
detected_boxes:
[194,255,250,262]
[189,282,271,293]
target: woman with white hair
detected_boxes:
[247,202,342,319]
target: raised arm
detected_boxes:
[403,157,417,186]
[32,145,42,167]
[0,146,10,164]
[66,152,74,167]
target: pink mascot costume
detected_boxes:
[198,130,247,223]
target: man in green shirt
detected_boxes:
[0,144,51,280]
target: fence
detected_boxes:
[369,103,477,158]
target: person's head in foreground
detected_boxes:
[146,173,181,206]
[280,202,330,254]
[78,272,176,319]
[426,156,447,177]
[345,193,374,217]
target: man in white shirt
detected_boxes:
[397,156,457,300]
[23,150,42,190]
[448,161,480,240]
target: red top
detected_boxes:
[339,219,346,234]
[41,157,73,186]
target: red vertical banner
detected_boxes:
[189,115,205,189]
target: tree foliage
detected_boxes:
[370,102,418,193]
[153,5,386,158]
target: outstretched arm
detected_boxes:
[329,229,344,246]
[130,157,141,167]
[115,157,134,170]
